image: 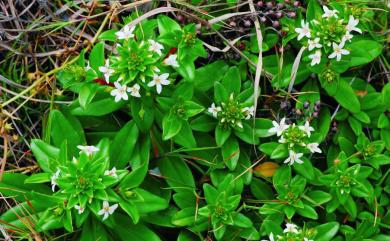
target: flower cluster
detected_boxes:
[50,145,120,221]
[87,25,179,102]
[269,118,321,165]
[208,94,254,129]
[262,223,313,241]
[295,6,362,66]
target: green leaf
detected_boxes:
[30,139,60,172]
[162,113,183,140]
[306,0,322,20]
[89,42,105,72]
[334,79,361,113]
[222,67,241,95]
[24,173,51,184]
[314,222,340,241]
[305,190,332,206]
[114,215,162,241]
[79,84,98,108]
[158,157,195,193]
[348,39,383,67]
[215,125,231,146]
[233,213,253,228]
[194,61,228,91]
[344,195,357,219]
[222,136,240,170]
[250,178,273,200]
[214,82,228,103]
[71,96,126,116]
[296,203,318,219]
[173,121,197,148]
[157,15,181,35]
[110,121,139,168]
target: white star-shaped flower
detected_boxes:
[346,15,362,34]
[306,143,322,153]
[110,81,129,102]
[115,25,135,40]
[98,59,115,83]
[104,167,118,178]
[208,103,222,118]
[74,205,85,214]
[77,145,99,156]
[128,83,141,98]
[283,223,299,234]
[163,54,179,67]
[307,38,322,51]
[148,73,170,94]
[284,150,304,165]
[328,42,349,61]
[269,117,289,136]
[342,31,354,43]
[148,40,164,56]
[261,233,275,241]
[308,50,322,66]
[322,6,338,18]
[98,201,118,221]
[295,20,311,40]
[299,121,315,137]
[51,169,60,192]
[242,106,255,120]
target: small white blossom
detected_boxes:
[346,15,362,34]
[295,20,311,40]
[115,25,135,40]
[278,136,286,144]
[74,205,85,214]
[261,233,275,241]
[208,103,222,118]
[307,143,322,153]
[299,121,315,137]
[98,201,118,221]
[342,31,354,43]
[104,167,118,178]
[284,150,304,165]
[283,223,299,234]
[308,50,322,66]
[269,118,289,136]
[322,6,338,18]
[304,238,314,241]
[328,42,350,61]
[148,73,170,94]
[77,145,99,156]
[153,66,161,73]
[148,40,164,56]
[242,106,255,120]
[111,82,129,102]
[51,169,60,192]
[307,38,322,51]
[128,84,141,98]
[98,59,115,83]
[163,54,179,67]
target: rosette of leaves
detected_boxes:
[259,166,331,220]
[0,110,168,240]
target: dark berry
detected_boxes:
[257,1,264,7]
[277,3,284,8]
[276,12,283,18]
[229,21,237,27]
[260,17,267,23]
[295,109,302,115]
[315,100,321,107]
[303,101,310,109]
[288,12,297,18]
[266,2,273,8]
[313,112,319,118]
[272,21,280,28]
[293,1,300,7]
[177,15,185,23]
[244,20,252,27]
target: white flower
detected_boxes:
[74,205,85,214]
[299,121,315,137]
[148,40,164,56]
[85,61,91,71]
[308,50,322,66]
[51,169,60,192]
[128,84,141,98]
[115,25,135,40]
[208,103,222,118]
[242,106,255,120]
[148,73,170,94]
[110,82,129,102]
[304,238,314,241]
[283,223,299,234]
[307,38,322,51]
[163,54,179,67]
[278,136,286,143]
[269,117,289,136]
[98,201,118,221]
[77,145,99,156]
[295,20,311,40]
[342,31,354,43]
[346,15,362,34]
[328,42,350,61]
[307,143,322,153]
[104,167,117,178]
[284,150,304,165]
[98,59,115,83]
[261,233,275,241]
[322,6,338,18]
